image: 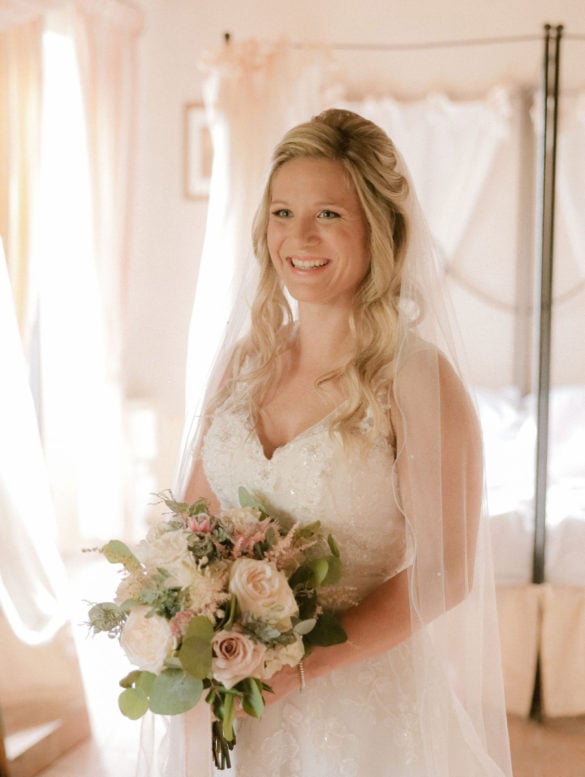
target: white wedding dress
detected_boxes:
[201,398,506,777]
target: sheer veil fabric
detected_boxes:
[138,40,512,777]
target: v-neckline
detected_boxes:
[252,404,344,461]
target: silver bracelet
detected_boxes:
[298,660,306,692]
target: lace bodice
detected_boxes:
[202,400,411,605]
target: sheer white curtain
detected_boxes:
[0,237,68,644]
[72,0,143,368]
[0,13,43,347]
[0,1,62,31]
[0,4,69,647]
[182,40,338,443]
[341,89,512,265]
[37,3,143,552]
[1,1,142,553]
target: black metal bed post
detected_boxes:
[532,24,563,587]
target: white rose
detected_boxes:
[136,529,196,589]
[221,507,262,532]
[212,630,266,689]
[120,605,175,673]
[229,558,298,625]
[261,636,305,679]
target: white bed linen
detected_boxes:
[474,385,585,586]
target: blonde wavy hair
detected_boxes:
[218,108,414,443]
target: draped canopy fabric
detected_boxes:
[340,89,512,264]
[558,92,585,279]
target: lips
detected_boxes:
[289,256,330,270]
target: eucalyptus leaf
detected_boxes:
[327,534,340,558]
[179,616,214,677]
[136,671,156,696]
[309,558,329,586]
[148,669,203,715]
[237,486,266,512]
[119,670,141,689]
[119,687,149,720]
[322,555,342,585]
[179,634,213,679]
[184,615,215,642]
[101,539,141,572]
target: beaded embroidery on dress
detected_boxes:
[201,397,505,777]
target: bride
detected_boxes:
[173,108,512,776]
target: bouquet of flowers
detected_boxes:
[86,487,347,769]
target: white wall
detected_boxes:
[124,0,585,486]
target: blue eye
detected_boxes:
[319,209,340,219]
[271,208,291,218]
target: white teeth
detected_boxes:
[291,258,327,269]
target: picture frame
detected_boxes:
[184,102,212,199]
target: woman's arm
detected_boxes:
[263,566,412,703]
[265,350,483,704]
[183,455,221,515]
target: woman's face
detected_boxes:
[266,157,370,309]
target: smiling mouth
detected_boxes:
[289,257,329,270]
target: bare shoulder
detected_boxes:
[390,340,480,442]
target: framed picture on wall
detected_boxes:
[184,102,212,199]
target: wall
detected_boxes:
[124,0,585,488]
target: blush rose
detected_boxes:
[229,558,298,625]
[212,630,266,689]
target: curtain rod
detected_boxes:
[223,30,543,53]
[311,34,542,52]
[222,25,585,52]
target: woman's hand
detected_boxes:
[262,662,303,707]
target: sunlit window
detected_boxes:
[38,17,122,549]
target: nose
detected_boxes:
[292,214,319,246]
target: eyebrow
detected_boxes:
[269,197,349,207]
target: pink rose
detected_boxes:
[212,630,266,689]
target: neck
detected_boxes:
[293,303,355,371]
